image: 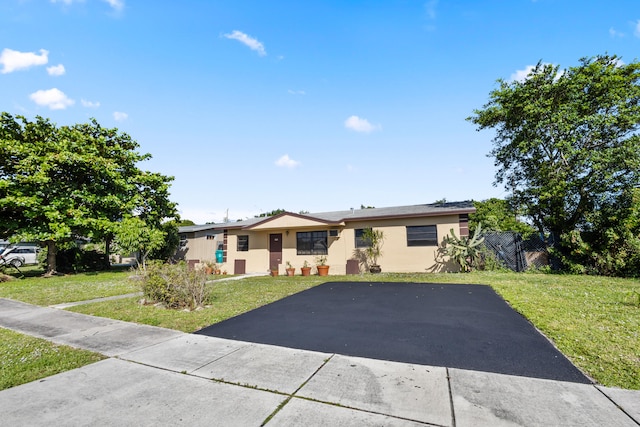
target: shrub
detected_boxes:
[40,247,110,273]
[134,261,210,310]
[478,248,510,272]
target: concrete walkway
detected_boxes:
[0,298,639,426]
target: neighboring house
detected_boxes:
[177,201,475,275]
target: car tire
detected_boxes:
[9,258,23,267]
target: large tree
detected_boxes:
[468,55,640,254]
[0,113,177,275]
[470,198,535,237]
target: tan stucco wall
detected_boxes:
[180,213,463,274]
[339,215,460,273]
[203,214,462,274]
[179,230,223,265]
[224,231,269,274]
[248,215,336,230]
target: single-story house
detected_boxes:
[176,201,475,275]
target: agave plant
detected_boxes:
[443,222,485,272]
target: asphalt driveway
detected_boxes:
[195,282,590,383]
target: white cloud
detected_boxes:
[344,115,381,133]
[224,30,266,56]
[509,63,563,83]
[0,48,48,74]
[29,88,74,110]
[81,99,100,108]
[103,0,124,11]
[424,0,438,20]
[509,65,537,82]
[275,154,300,168]
[287,89,306,95]
[609,27,624,38]
[635,20,640,38]
[113,111,128,121]
[46,64,65,76]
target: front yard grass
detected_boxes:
[1,269,638,389]
[0,327,105,390]
[0,268,139,306]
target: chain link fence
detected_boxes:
[482,232,550,272]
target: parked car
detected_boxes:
[0,245,39,267]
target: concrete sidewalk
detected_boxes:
[0,298,639,426]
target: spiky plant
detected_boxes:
[443,222,485,272]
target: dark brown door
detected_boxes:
[269,234,282,269]
[234,259,246,275]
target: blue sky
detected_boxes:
[1,1,639,223]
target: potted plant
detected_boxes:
[301,260,312,276]
[204,260,216,275]
[315,255,330,276]
[285,261,296,276]
[363,228,385,273]
[270,265,279,276]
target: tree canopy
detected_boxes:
[469,55,640,236]
[470,198,535,237]
[0,113,178,274]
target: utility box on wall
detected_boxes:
[346,259,360,275]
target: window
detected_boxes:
[354,228,371,248]
[237,235,249,251]
[406,225,438,246]
[14,248,36,254]
[296,231,328,255]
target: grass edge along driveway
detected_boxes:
[1,270,639,390]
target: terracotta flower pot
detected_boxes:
[317,265,330,276]
[286,268,295,276]
[301,267,312,276]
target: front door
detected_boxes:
[269,233,282,269]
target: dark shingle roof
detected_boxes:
[179,201,474,233]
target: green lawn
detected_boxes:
[0,327,105,390]
[1,269,639,390]
[0,268,139,306]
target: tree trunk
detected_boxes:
[105,234,112,269]
[44,240,58,277]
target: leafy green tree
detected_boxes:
[149,220,181,262]
[178,219,196,226]
[255,209,286,218]
[558,188,640,276]
[0,113,177,275]
[114,216,166,270]
[471,198,535,236]
[469,55,640,264]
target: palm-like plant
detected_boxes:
[363,228,385,269]
[443,222,485,272]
